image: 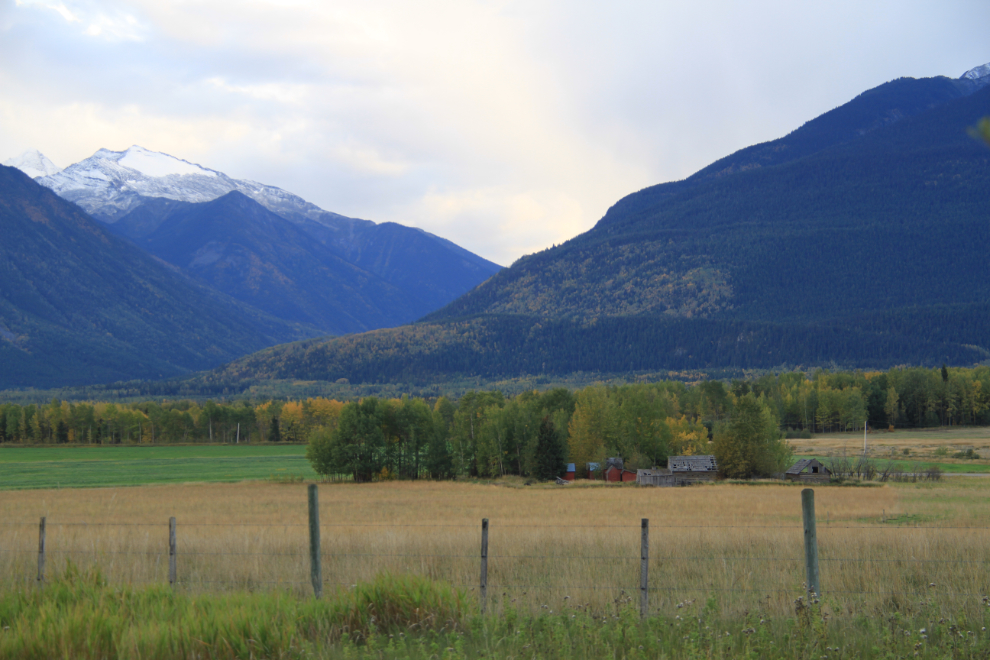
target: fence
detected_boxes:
[3,486,990,618]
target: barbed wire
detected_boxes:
[17,545,990,565]
[5,521,990,531]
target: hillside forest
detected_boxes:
[2,366,988,480]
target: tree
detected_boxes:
[713,394,791,478]
[55,420,68,444]
[884,387,899,429]
[306,428,334,478]
[330,398,386,482]
[567,386,616,476]
[269,417,281,443]
[424,428,454,480]
[532,416,567,480]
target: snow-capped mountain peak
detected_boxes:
[117,145,218,179]
[3,149,62,178]
[961,62,990,89]
[36,146,357,232]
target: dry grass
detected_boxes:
[792,426,990,460]
[2,480,989,617]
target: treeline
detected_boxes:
[207,310,990,389]
[5,366,988,482]
[0,398,342,445]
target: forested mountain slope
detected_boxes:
[431,80,990,324]
[0,167,316,389]
[110,192,422,334]
[207,68,990,385]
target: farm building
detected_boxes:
[605,465,637,482]
[563,463,576,481]
[785,459,831,484]
[668,455,717,482]
[636,467,682,487]
[587,458,636,482]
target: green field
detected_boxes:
[796,454,990,475]
[0,444,316,490]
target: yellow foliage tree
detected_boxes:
[567,386,616,476]
[666,415,709,456]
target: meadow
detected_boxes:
[0,444,315,489]
[3,478,990,622]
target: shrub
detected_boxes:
[326,572,466,641]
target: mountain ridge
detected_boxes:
[0,165,317,389]
[206,65,990,387]
[109,190,425,334]
[23,145,502,331]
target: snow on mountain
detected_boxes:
[960,62,990,89]
[37,145,355,231]
[3,149,62,178]
[118,145,217,178]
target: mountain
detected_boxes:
[3,149,61,179]
[204,64,990,387]
[29,146,501,325]
[108,191,421,334]
[0,165,317,390]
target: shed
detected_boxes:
[586,462,600,479]
[636,467,682,487]
[601,457,636,482]
[563,463,576,482]
[668,455,717,482]
[785,458,831,484]
[604,465,637,482]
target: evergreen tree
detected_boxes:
[56,420,69,444]
[424,430,454,480]
[533,416,566,480]
[269,417,281,443]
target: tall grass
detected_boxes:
[3,566,990,659]
[2,480,989,617]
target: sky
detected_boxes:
[1,0,988,266]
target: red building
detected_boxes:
[604,465,637,482]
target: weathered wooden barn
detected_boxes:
[636,467,681,487]
[785,458,831,484]
[668,455,718,482]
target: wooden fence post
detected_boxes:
[640,518,649,618]
[37,517,46,587]
[801,488,821,597]
[168,517,177,589]
[308,484,322,598]
[480,518,489,614]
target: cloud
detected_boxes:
[1,0,989,264]
[15,0,145,40]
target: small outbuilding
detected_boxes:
[668,455,718,482]
[602,457,637,482]
[785,459,831,484]
[636,467,681,487]
[563,463,576,482]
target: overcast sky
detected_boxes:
[2,0,988,265]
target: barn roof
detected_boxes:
[669,455,717,472]
[786,458,829,475]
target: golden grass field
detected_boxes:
[3,478,990,618]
